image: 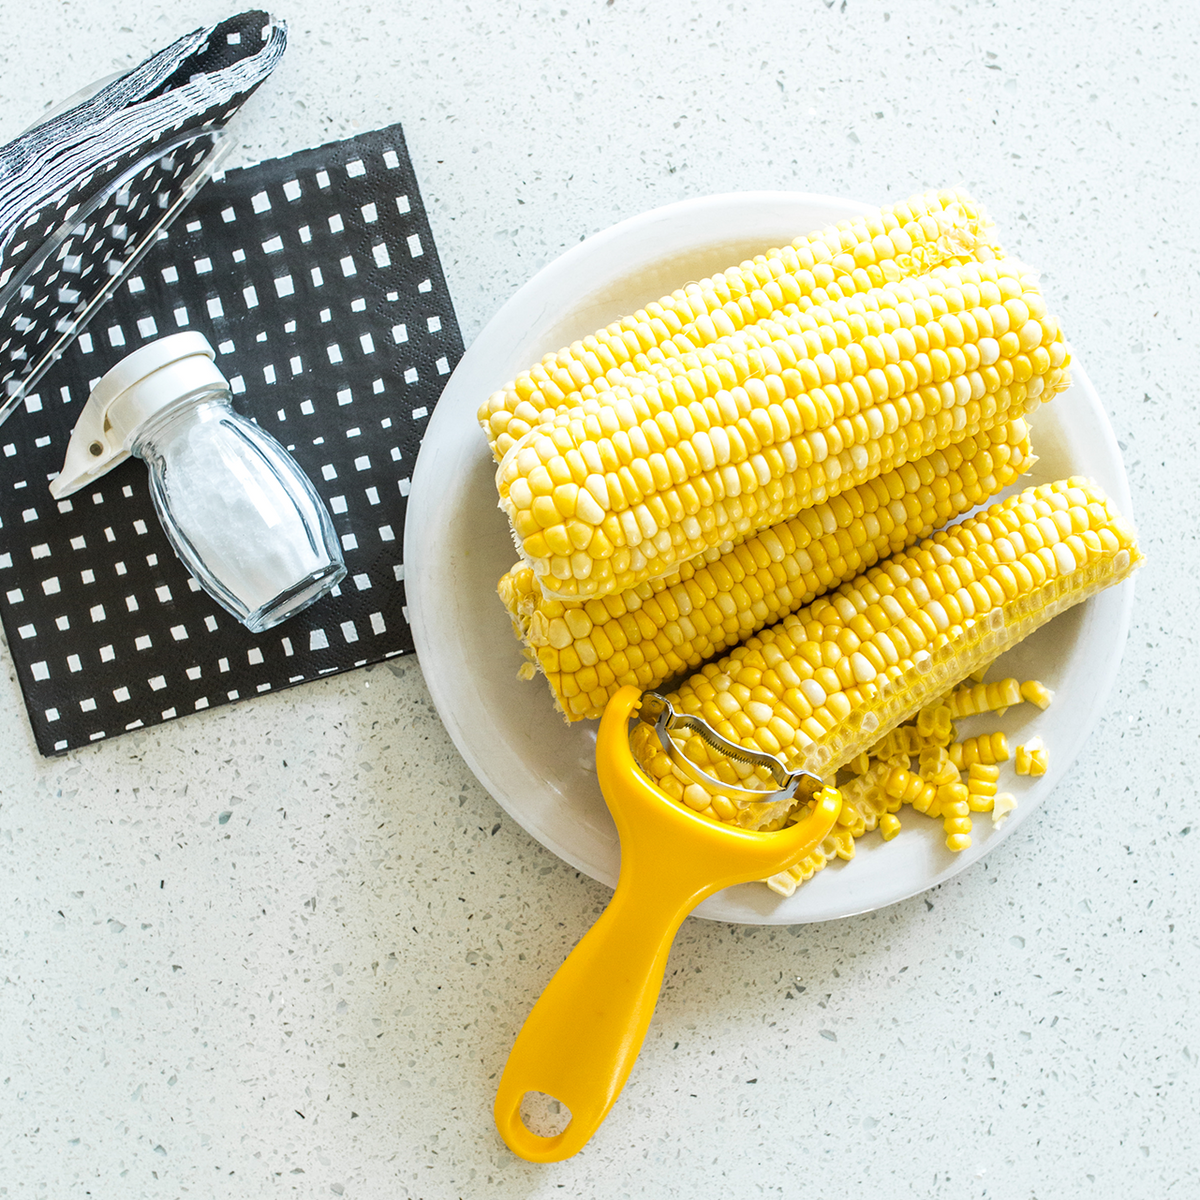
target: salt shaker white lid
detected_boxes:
[50,331,228,498]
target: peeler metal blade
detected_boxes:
[635,691,825,810]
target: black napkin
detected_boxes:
[0,125,463,756]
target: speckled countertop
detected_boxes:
[1,2,1197,1197]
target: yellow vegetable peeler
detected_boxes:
[493,685,842,1161]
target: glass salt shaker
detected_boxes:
[50,331,346,633]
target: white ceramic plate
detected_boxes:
[405,192,1135,925]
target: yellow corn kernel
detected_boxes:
[870,729,910,765]
[1014,736,1049,776]
[847,751,872,776]
[830,761,893,831]
[991,792,1018,827]
[765,870,800,897]
[836,798,868,838]
[916,703,955,744]
[711,795,739,822]
[1020,679,1054,709]
[966,761,1000,812]
[938,782,970,817]
[946,832,972,852]
[884,766,936,810]
[827,825,857,861]
[948,731,1009,770]
[879,813,902,840]
[919,746,961,787]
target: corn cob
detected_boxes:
[641,477,1141,828]
[499,419,1033,720]
[480,190,1002,461]
[497,258,1069,599]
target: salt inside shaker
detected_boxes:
[50,331,346,633]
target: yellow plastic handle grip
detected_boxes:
[493,686,841,1162]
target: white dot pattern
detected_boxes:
[0,123,462,755]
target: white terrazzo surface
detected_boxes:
[2,2,1198,1197]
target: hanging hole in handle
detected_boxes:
[518,1091,573,1139]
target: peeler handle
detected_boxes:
[492,840,703,1162]
[493,687,841,1162]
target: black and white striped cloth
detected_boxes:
[0,10,287,423]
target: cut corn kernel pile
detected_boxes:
[499,420,1033,720]
[479,190,1002,462]
[756,695,1030,896]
